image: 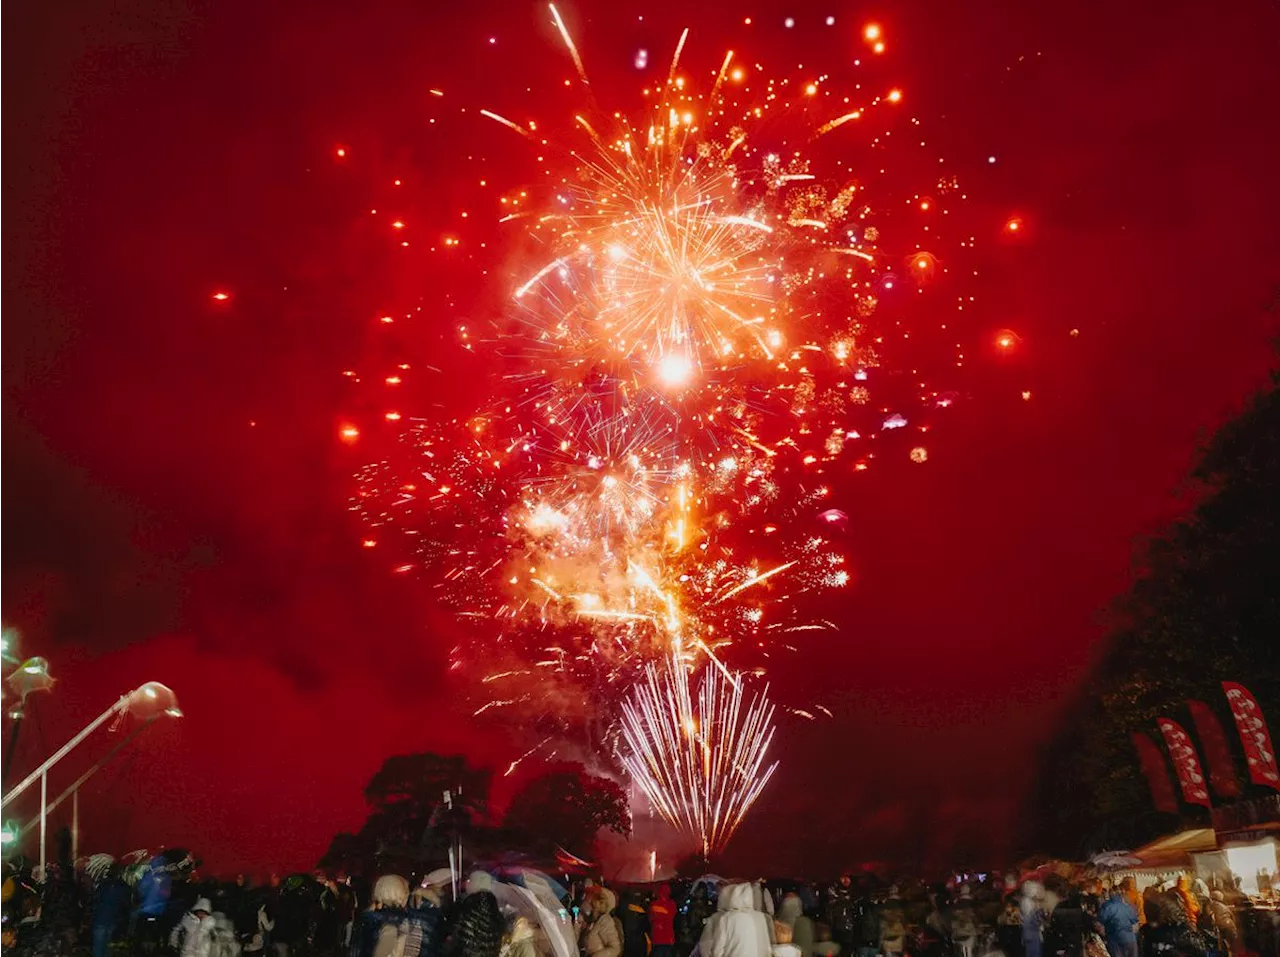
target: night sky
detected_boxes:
[4,0,1279,877]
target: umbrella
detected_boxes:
[488,880,576,957]
[421,868,453,888]
[1089,852,1142,871]
[493,866,570,903]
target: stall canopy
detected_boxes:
[1131,828,1218,870]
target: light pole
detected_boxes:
[15,712,162,856]
[3,655,56,789]
[1,681,181,871]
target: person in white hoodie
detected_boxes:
[171,899,218,957]
[699,884,772,957]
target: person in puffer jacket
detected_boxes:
[171,899,218,957]
[698,884,771,957]
[580,887,622,957]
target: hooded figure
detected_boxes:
[172,898,218,957]
[648,885,677,957]
[776,894,814,957]
[1172,878,1199,927]
[1097,890,1139,957]
[580,887,622,957]
[699,883,772,957]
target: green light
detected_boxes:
[0,823,18,845]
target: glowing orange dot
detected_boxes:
[380,316,394,324]
[212,292,229,301]
[340,426,360,442]
[336,147,346,157]
[744,16,752,24]
[394,179,402,186]
[392,220,405,229]
[384,411,402,421]
[864,23,882,40]
[887,89,903,103]
[1006,218,1023,232]
[997,334,1015,350]
[920,201,930,211]
[873,41,886,53]
[1021,390,1032,400]
[731,68,745,81]
[362,539,377,548]
[805,83,818,95]
[385,376,402,385]
[916,257,929,269]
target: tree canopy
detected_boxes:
[503,763,631,858]
[320,753,629,874]
[1025,362,1279,855]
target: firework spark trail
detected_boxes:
[619,655,778,856]
[346,8,983,841]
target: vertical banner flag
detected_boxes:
[1132,731,1179,814]
[1223,681,1280,789]
[1187,700,1241,799]
[1157,717,1212,807]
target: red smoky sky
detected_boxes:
[3,0,1279,876]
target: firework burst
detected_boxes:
[339,3,989,845]
[619,655,779,856]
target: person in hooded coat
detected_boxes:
[649,885,677,957]
[171,898,219,957]
[580,886,622,957]
[1097,888,1139,957]
[698,883,772,957]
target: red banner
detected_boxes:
[1157,718,1212,807]
[1132,731,1178,814]
[1187,700,1241,799]
[1223,681,1280,790]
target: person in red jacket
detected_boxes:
[649,885,677,957]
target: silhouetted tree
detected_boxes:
[1025,357,1279,856]
[503,763,631,859]
[319,752,491,875]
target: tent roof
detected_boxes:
[1131,829,1218,869]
